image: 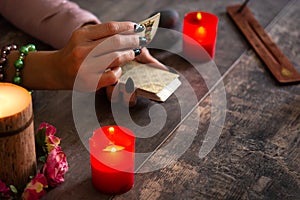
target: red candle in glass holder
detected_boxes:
[183,12,218,61]
[90,126,135,194]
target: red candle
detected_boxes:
[183,12,218,61]
[90,126,135,194]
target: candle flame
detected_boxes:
[197,12,202,21]
[111,147,117,152]
[108,126,115,134]
[103,144,125,152]
[0,84,31,118]
[195,26,207,42]
[197,26,206,35]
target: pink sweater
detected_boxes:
[0,0,100,49]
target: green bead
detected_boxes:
[13,76,22,85]
[14,59,24,69]
[27,44,36,52]
[20,46,29,55]
[11,44,37,87]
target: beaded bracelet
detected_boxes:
[13,44,36,85]
[0,44,18,82]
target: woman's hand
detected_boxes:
[52,21,145,91]
[5,21,166,92]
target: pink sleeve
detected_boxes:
[0,0,100,49]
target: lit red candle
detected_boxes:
[183,12,218,61]
[90,126,135,194]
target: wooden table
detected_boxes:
[1,0,299,199]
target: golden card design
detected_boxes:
[120,61,181,102]
[138,13,160,45]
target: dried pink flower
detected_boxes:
[45,134,61,153]
[43,146,68,187]
[0,179,11,198]
[38,122,61,153]
[22,173,48,200]
[38,122,56,136]
[1,122,68,200]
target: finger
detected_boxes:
[86,50,135,73]
[89,34,143,56]
[121,23,145,35]
[97,66,122,88]
[107,50,137,69]
[82,22,136,40]
[73,67,121,92]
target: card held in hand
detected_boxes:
[120,62,181,102]
[137,13,160,45]
[119,13,181,102]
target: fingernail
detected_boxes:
[125,77,135,93]
[133,48,141,56]
[139,37,148,47]
[134,24,145,33]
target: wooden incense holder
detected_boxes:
[227,4,300,83]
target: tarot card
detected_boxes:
[137,13,160,45]
[120,61,181,102]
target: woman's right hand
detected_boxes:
[52,21,145,91]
